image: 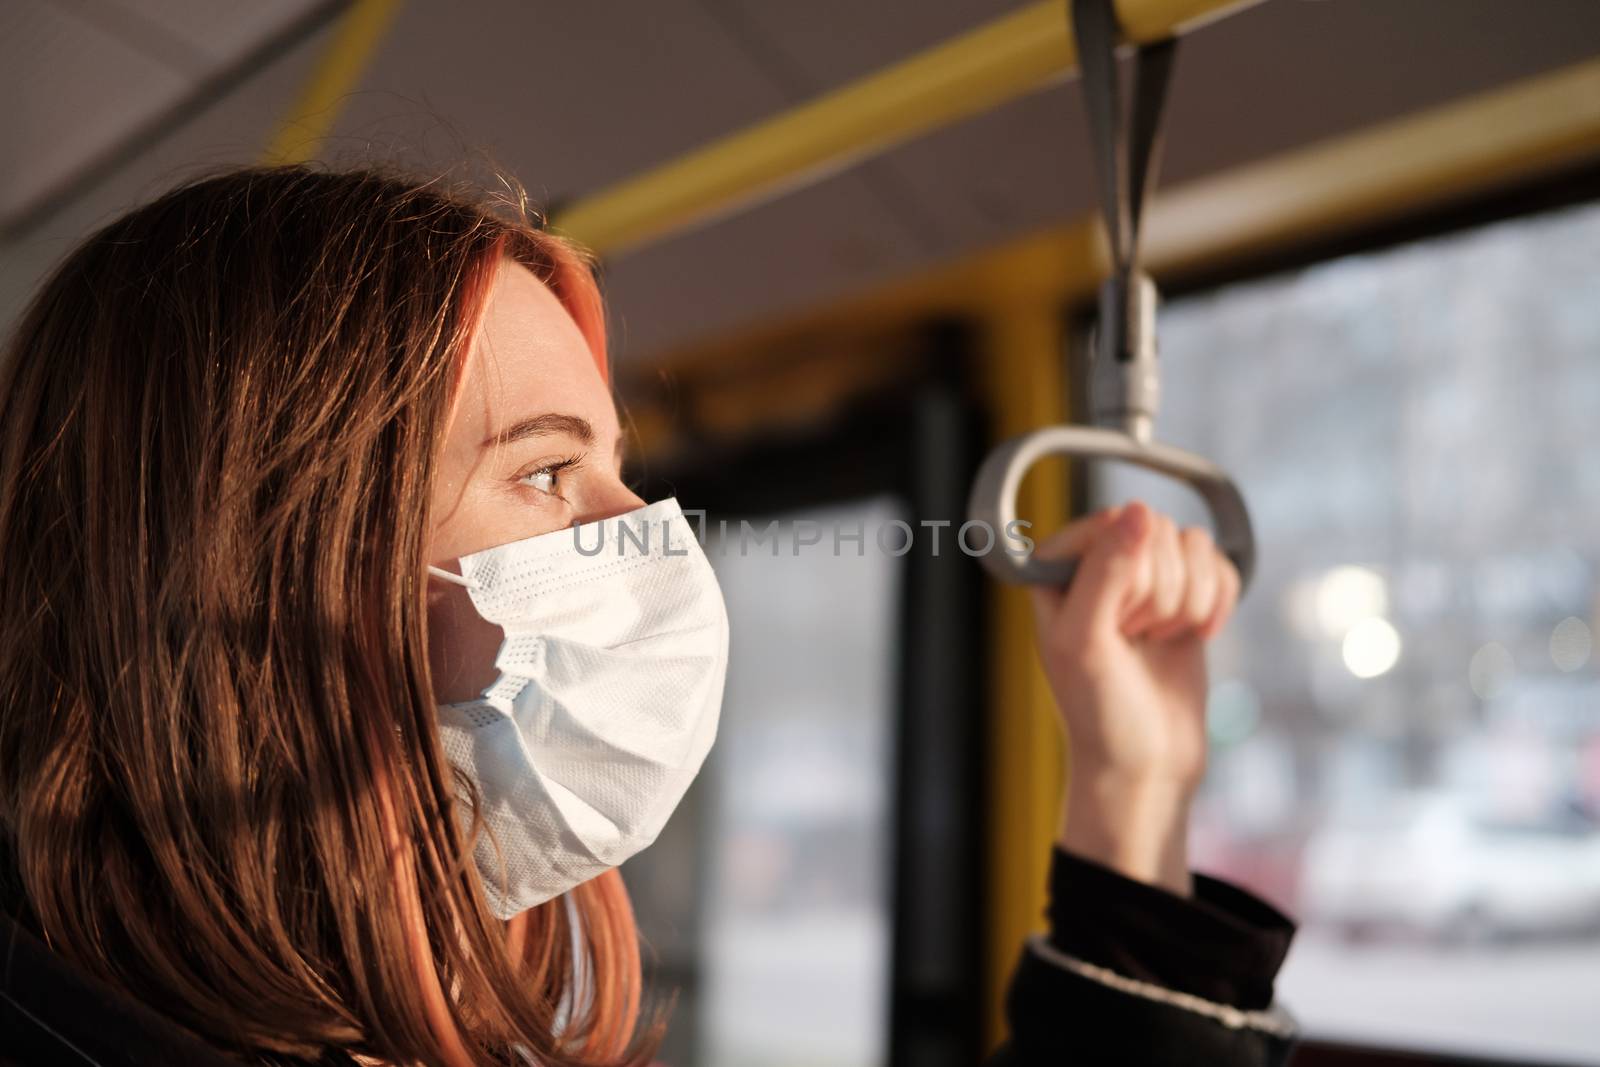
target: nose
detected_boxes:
[577,477,646,527]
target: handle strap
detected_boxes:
[1070,0,1178,282]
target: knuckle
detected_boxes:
[1218,579,1239,614]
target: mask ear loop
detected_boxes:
[428,565,477,589]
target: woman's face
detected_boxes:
[424,257,642,703]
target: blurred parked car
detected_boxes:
[1300,790,1600,944]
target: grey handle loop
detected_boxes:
[1070,0,1177,277]
[964,3,1254,590]
[966,425,1256,590]
[1072,0,1179,441]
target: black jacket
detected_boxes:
[1,847,1298,1065]
[990,846,1299,1065]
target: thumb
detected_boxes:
[1026,505,1125,633]
[1029,504,1126,567]
[1056,500,1154,643]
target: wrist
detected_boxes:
[1057,772,1194,896]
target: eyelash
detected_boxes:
[515,453,585,501]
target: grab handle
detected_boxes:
[966,425,1256,589]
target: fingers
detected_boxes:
[1134,522,1240,642]
[1050,502,1154,644]
[1027,505,1125,632]
[1201,549,1242,639]
[1030,504,1125,563]
[1027,499,1242,646]
[1123,512,1182,637]
[1147,527,1221,641]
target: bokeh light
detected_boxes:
[1341,617,1402,678]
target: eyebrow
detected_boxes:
[483,412,627,464]
[484,412,591,449]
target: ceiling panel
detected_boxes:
[1155,0,1600,184]
[0,0,331,231]
[329,0,804,204]
[1,0,189,224]
[701,0,1033,95]
[0,6,338,332]
[601,162,932,368]
[599,0,1600,364]
[93,0,324,64]
[4,0,1599,371]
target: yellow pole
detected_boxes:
[628,55,1600,378]
[554,0,1262,256]
[975,276,1073,1051]
[1146,56,1600,272]
[262,0,403,165]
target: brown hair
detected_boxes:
[0,163,657,1065]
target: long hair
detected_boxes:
[0,164,657,1065]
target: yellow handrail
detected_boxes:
[631,55,1600,378]
[262,0,403,165]
[553,0,1262,256]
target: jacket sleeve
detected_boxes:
[987,846,1301,1066]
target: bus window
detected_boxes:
[1098,195,1600,1065]
[625,496,907,1067]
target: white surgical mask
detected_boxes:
[427,497,729,918]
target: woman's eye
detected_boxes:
[517,456,581,500]
[523,468,558,495]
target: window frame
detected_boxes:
[626,322,992,1066]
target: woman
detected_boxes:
[0,165,1297,1065]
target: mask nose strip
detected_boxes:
[428,564,477,589]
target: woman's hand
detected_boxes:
[1027,500,1241,897]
